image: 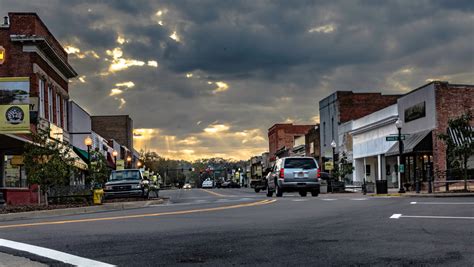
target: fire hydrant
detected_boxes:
[93,188,104,205]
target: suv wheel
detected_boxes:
[275,183,283,197]
[299,191,307,197]
[255,188,261,193]
[311,191,319,197]
[266,185,273,197]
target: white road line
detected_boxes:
[390,214,474,220]
[321,199,337,201]
[350,198,368,201]
[410,202,474,205]
[0,238,114,267]
[292,199,309,202]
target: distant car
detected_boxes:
[104,169,150,199]
[183,183,192,189]
[202,178,213,188]
[221,180,241,188]
[266,157,320,197]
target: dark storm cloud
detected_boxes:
[1,0,472,159]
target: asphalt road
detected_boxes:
[0,188,473,266]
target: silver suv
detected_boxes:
[266,157,321,197]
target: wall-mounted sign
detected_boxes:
[324,161,334,171]
[0,77,30,133]
[405,101,426,123]
[116,160,125,170]
[0,46,5,64]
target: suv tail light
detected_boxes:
[279,168,285,179]
[317,168,321,178]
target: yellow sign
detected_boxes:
[0,46,5,64]
[0,105,30,133]
[324,161,334,171]
[116,159,125,170]
[11,155,24,165]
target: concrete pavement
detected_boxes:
[0,188,472,266]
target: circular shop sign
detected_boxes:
[5,106,24,125]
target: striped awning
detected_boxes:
[385,130,432,156]
[448,126,473,147]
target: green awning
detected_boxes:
[73,146,90,163]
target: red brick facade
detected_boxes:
[268,123,314,160]
[305,125,321,163]
[432,82,474,179]
[337,92,400,123]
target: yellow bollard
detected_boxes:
[93,189,104,205]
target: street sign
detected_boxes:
[399,164,405,173]
[386,135,406,141]
[324,161,334,171]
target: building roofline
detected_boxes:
[8,12,68,58]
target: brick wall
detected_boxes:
[337,92,400,123]
[91,116,134,150]
[432,82,474,179]
[268,123,314,159]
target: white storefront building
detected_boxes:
[351,104,400,187]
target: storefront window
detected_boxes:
[4,155,27,188]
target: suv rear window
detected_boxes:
[284,158,317,169]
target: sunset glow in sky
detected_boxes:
[2,1,472,160]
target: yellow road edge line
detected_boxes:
[200,188,227,197]
[0,199,277,230]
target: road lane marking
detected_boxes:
[390,213,474,220]
[350,198,368,201]
[0,238,114,267]
[321,199,337,201]
[200,189,228,197]
[410,202,474,205]
[0,199,276,230]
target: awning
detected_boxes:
[73,146,90,163]
[69,149,88,170]
[106,153,116,169]
[448,126,473,147]
[385,130,432,156]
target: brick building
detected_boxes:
[268,123,314,161]
[91,115,134,163]
[319,91,400,167]
[0,13,79,204]
[384,81,474,189]
[305,124,321,164]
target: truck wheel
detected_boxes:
[266,186,273,197]
[255,188,261,193]
[299,191,307,197]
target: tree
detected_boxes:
[333,152,354,183]
[23,130,75,205]
[438,111,474,191]
[89,150,110,187]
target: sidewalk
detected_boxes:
[367,188,474,198]
[0,199,165,222]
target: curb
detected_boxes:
[400,193,474,198]
[0,199,165,222]
[368,193,402,197]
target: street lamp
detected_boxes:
[84,136,93,181]
[395,118,405,193]
[330,140,337,180]
[126,155,132,169]
[137,161,142,168]
[112,150,118,169]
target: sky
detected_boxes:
[2,0,473,160]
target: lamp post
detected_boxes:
[126,155,132,169]
[137,161,142,168]
[84,136,93,181]
[330,140,337,180]
[112,150,118,170]
[395,119,405,193]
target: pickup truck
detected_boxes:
[104,169,150,199]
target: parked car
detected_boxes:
[183,183,192,189]
[202,178,213,188]
[220,180,241,188]
[104,169,150,199]
[266,157,320,197]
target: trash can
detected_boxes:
[320,180,328,194]
[93,189,104,205]
[376,180,388,194]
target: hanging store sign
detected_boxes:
[116,159,125,170]
[0,77,30,134]
[0,46,5,64]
